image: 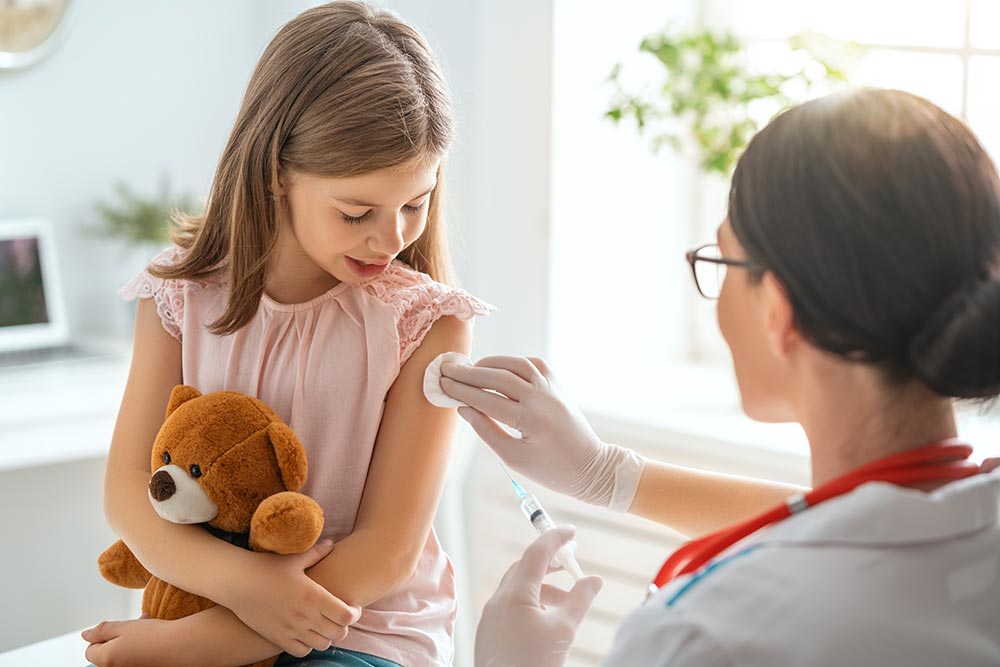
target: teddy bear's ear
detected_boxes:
[266,422,308,491]
[165,385,202,419]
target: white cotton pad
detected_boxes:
[423,351,473,408]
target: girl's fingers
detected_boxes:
[298,539,335,569]
[321,599,362,629]
[313,617,350,644]
[81,620,122,644]
[475,356,546,384]
[440,363,531,400]
[440,377,521,427]
[303,628,335,652]
[284,639,317,660]
[84,641,108,665]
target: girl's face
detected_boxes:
[716,219,796,422]
[279,157,440,284]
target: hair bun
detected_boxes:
[908,278,1000,398]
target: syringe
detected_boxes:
[510,478,585,580]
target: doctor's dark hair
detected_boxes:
[149,1,455,336]
[728,88,1000,399]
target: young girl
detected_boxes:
[83,3,492,666]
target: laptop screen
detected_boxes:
[0,237,51,328]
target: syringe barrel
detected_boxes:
[519,494,558,534]
[517,492,584,580]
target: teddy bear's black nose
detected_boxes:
[149,469,176,502]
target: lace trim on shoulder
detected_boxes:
[118,246,215,343]
[362,261,496,365]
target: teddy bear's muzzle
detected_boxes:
[148,464,219,524]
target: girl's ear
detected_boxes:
[762,273,799,359]
[273,169,289,197]
[266,422,308,490]
[165,385,202,418]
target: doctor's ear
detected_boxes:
[762,273,800,358]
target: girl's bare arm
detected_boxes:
[304,314,472,607]
[103,298,243,600]
[102,298,354,656]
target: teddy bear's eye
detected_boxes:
[190,464,202,478]
[163,452,171,464]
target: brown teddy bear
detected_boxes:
[98,385,325,667]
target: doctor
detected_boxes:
[440,89,1000,666]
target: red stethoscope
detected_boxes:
[648,440,982,597]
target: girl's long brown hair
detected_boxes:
[152,1,455,336]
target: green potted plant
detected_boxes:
[606,28,862,362]
[86,174,199,334]
[606,28,863,176]
[88,174,197,249]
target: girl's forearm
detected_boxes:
[628,460,806,537]
[104,469,247,604]
[308,526,420,609]
[175,605,280,667]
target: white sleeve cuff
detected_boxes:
[609,449,646,512]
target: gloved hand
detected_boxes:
[439,355,645,511]
[475,526,603,667]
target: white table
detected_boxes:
[0,348,136,655]
[0,630,89,666]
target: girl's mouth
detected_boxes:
[346,256,391,278]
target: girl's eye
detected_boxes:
[341,210,373,224]
[163,452,171,464]
[403,202,425,214]
[190,464,202,478]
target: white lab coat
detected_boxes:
[605,468,1000,666]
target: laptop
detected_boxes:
[0,219,106,367]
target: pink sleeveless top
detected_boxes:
[120,246,494,667]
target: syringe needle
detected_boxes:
[498,461,516,483]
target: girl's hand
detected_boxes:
[440,355,645,510]
[224,539,362,658]
[475,526,603,667]
[83,617,182,667]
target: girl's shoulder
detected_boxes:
[118,245,224,342]
[360,259,494,319]
[360,259,495,365]
[119,245,223,299]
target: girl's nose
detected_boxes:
[370,213,406,256]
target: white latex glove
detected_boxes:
[475,526,603,667]
[439,355,645,511]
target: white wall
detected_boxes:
[0,0,262,340]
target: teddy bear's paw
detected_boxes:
[98,539,152,588]
[249,492,325,554]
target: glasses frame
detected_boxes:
[685,243,759,300]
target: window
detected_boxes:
[549,0,1000,457]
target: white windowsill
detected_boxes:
[576,361,1000,487]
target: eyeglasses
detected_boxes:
[685,243,758,299]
